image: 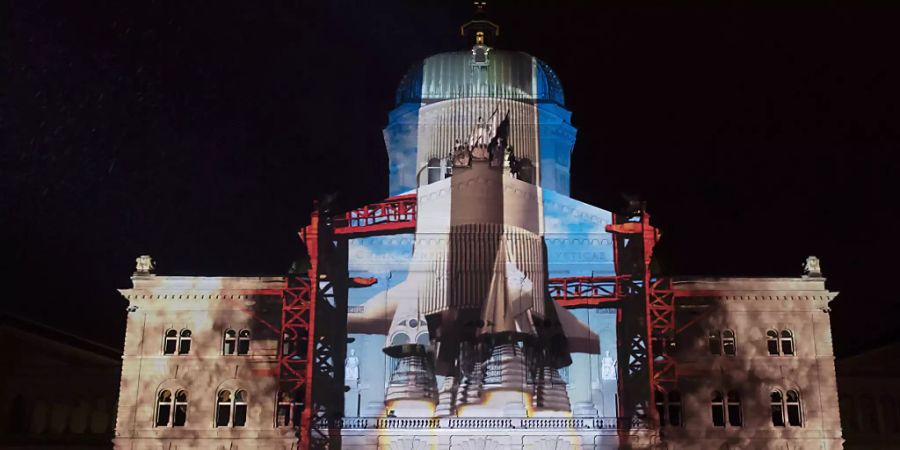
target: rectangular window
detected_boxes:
[771,404,785,427]
[156,405,171,427]
[781,339,794,356]
[234,404,247,427]
[787,404,802,427]
[728,404,743,426]
[216,405,230,427]
[174,404,187,426]
[723,340,735,355]
[237,339,250,355]
[712,404,725,427]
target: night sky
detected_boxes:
[4,1,898,356]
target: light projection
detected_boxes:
[342,40,618,419]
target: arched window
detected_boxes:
[769,390,784,427]
[708,330,722,356]
[216,390,232,427]
[881,395,899,432]
[786,390,802,427]
[216,389,248,427]
[727,391,743,426]
[771,390,785,427]
[722,330,736,356]
[178,329,192,355]
[668,391,682,427]
[224,329,237,355]
[711,391,725,427]
[276,391,302,427]
[156,390,173,427]
[415,332,430,347]
[156,389,188,427]
[766,330,779,355]
[163,329,178,355]
[237,330,251,355]
[780,330,794,356]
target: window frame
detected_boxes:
[155,389,187,428]
[711,391,726,427]
[155,390,173,427]
[722,329,736,356]
[163,329,178,355]
[177,329,192,355]
[786,390,802,427]
[215,388,248,428]
[275,390,302,428]
[223,329,237,355]
[780,330,795,356]
[726,391,743,427]
[173,390,188,427]
[771,390,785,427]
[766,329,780,355]
[237,329,251,355]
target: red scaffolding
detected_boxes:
[284,195,680,444]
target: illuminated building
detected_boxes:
[112,10,844,450]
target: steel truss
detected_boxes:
[284,195,686,445]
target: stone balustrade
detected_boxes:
[315,416,645,430]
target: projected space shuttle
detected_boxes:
[345,21,616,418]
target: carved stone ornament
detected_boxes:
[803,256,822,277]
[135,255,155,275]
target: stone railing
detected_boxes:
[316,416,646,431]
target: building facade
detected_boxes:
[0,314,120,449]
[836,338,900,449]
[112,15,844,450]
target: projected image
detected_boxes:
[341,57,617,416]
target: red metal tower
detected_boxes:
[282,195,681,445]
[279,195,417,447]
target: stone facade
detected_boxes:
[662,277,843,449]
[112,273,844,449]
[114,275,294,450]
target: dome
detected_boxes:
[395,49,565,106]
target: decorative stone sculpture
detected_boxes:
[134,255,155,275]
[803,256,822,278]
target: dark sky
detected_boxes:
[4,1,898,356]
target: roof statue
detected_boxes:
[134,254,155,275]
